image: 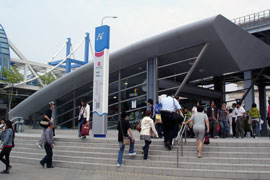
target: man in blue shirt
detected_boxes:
[160,94,182,150]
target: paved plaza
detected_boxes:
[0,163,228,180]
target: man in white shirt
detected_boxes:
[160,94,182,150]
[235,102,246,138]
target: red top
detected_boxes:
[268,106,270,118]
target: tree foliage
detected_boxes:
[1,67,24,85]
[0,67,24,111]
[39,73,57,86]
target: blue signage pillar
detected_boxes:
[92,25,110,138]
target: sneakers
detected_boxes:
[35,143,42,149]
[128,152,136,156]
[117,164,122,167]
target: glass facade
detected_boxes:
[0,25,10,79]
[51,61,147,129]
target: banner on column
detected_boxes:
[92,25,110,138]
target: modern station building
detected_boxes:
[9,13,270,134]
[0,24,10,119]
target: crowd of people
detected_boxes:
[1,95,268,171]
[116,94,269,167]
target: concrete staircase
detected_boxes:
[10,133,270,179]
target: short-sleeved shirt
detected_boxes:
[190,112,208,131]
[235,107,246,117]
[117,119,131,142]
[218,109,227,121]
[161,96,181,112]
[232,108,237,118]
[44,109,52,121]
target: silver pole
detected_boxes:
[181,136,183,157]
[185,126,187,145]
[177,143,179,168]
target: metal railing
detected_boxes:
[176,115,188,168]
[10,117,24,133]
[231,9,270,30]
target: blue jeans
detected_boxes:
[78,118,86,137]
[117,138,135,165]
[219,121,228,137]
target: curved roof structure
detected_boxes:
[10,15,270,118]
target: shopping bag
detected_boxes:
[204,133,210,145]
[216,123,220,134]
[155,114,162,124]
[81,124,90,136]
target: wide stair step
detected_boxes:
[11,134,270,179]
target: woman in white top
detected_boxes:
[78,97,90,139]
[140,110,159,160]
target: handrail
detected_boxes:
[176,115,188,168]
[10,117,24,133]
[231,9,270,30]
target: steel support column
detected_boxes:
[84,33,90,64]
[259,84,267,136]
[175,43,208,97]
[147,57,158,105]
[66,38,71,73]
[244,71,254,110]
[214,76,225,106]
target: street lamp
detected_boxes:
[101,16,117,26]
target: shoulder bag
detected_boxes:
[39,119,50,128]
[119,119,130,145]
[136,122,141,132]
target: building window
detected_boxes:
[121,62,146,79]
[57,92,74,107]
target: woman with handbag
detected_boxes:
[117,112,136,167]
[140,110,159,160]
[78,97,90,139]
[0,120,14,174]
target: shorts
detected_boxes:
[193,129,205,141]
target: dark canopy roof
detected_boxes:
[10,15,270,118]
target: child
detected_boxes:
[140,110,159,160]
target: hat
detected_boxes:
[49,101,55,105]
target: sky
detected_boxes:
[0,0,270,64]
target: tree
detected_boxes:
[0,67,24,111]
[39,73,58,86]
